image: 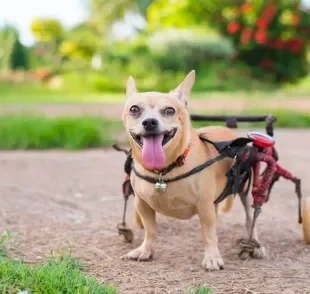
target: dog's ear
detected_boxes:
[126,76,138,98]
[170,70,195,106]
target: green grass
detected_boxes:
[0,82,125,104]
[0,229,11,257]
[186,285,213,294]
[0,256,118,294]
[0,115,123,150]
[0,230,117,294]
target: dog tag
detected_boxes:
[155,173,167,193]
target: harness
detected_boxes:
[119,135,256,205]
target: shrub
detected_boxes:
[148,28,235,72]
[199,0,310,82]
[0,115,123,150]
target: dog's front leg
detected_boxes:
[197,200,224,271]
[127,196,156,261]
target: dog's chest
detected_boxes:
[131,175,199,219]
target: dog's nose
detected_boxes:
[142,118,159,131]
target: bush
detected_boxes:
[0,115,123,150]
[148,29,235,72]
[199,0,310,82]
[58,60,274,94]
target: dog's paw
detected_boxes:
[127,246,153,261]
[252,245,267,259]
[202,253,224,271]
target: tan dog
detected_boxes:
[122,70,266,271]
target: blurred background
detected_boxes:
[0,0,309,149]
[1,0,309,95]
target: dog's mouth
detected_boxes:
[130,128,177,148]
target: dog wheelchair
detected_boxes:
[113,113,310,257]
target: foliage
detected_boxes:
[60,40,96,61]
[0,115,123,150]
[149,29,235,72]
[30,18,102,73]
[0,26,16,71]
[59,60,274,94]
[10,36,29,70]
[0,229,11,257]
[186,0,310,82]
[29,18,66,76]
[88,0,151,35]
[30,18,64,42]
[60,22,100,61]
[147,0,197,31]
[1,0,309,91]
[186,284,213,294]
[0,25,28,70]
[0,253,118,293]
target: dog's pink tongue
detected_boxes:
[142,134,166,169]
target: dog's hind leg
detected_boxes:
[127,196,156,261]
[239,189,266,259]
[221,194,234,213]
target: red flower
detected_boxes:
[273,38,286,49]
[227,21,241,34]
[256,3,277,29]
[260,58,273,68]
[240,3,253,13]
[241,28,253,44]
[262,3,277,18]
[256,17,269,29]
[255,30,268,44]
[287,38,305,53]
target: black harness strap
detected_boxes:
[132,153,226,184]
[199,136,255,204]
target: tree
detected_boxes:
[87,0,152,35]
[30,18,64,43]
[11,36,28,69]
[30,18,65,72]
[0,25,28,70]
[59,22,100,61]
[147,0,197,32]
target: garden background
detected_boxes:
[0,0,310,150]
[0,1,310,293]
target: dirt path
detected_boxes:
[1,96,310,119]
[1,130,310,294]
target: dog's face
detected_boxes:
[122,71,195,170]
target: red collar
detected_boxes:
[149,144,191,175]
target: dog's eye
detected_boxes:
[130,105,140,114]
[164,107,175,115]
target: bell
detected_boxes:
[155,181,167,193]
